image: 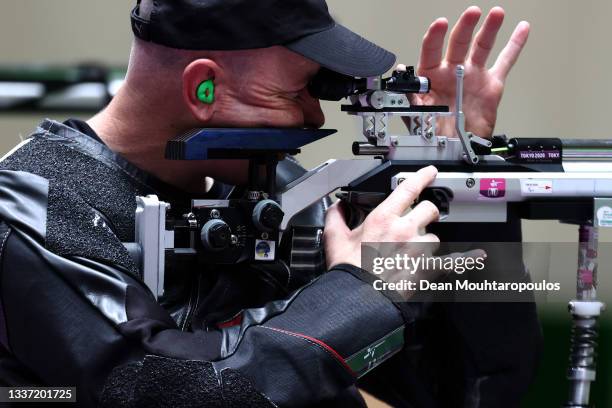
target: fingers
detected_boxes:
[421,234,441,255]
[376,166,438,216]
[418,17,448,71]
[416,234,440,252]
[401,200,440,230]
[491,21,530,80]
[469,7,505,67]
[324,202,350,240]
[445,6,482,64]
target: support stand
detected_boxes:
[565,224,606,407]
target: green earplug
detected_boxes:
[196,79,215,104]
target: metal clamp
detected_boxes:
[454,65,490,165]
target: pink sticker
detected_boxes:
[480,178,506,198]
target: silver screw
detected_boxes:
[439,139,447,147]
[466,178,476,188]
[210,209,221,219]
[377,131,386,139]
[261,232,269,240]
[315,229,323,245]
[183,212,197,228]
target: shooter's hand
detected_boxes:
[324,165,440,269]
[409,6,530,138]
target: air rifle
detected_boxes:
[135,65,610,407]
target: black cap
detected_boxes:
[131,0,395,77]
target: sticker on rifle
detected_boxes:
[255,239,275,261]
[479,178,506,199]
[518,150,560,161]
[521,179,553,195]
[596,206,612,227]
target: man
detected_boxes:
[0,0,539,406]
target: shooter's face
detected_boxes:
[214,46,325,129]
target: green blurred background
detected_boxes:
[1,1,611,406]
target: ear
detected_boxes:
[182,59,221,123]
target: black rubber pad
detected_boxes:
[1,137,141,274]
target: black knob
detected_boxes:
[201,219,231,251]
[253,199,284,232]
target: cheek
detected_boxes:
[213,99,306,128]
[211,84,322,128]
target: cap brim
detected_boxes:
[286,24,396,78]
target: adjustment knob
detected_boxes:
[252,199,284,232]
[200,219,231,251]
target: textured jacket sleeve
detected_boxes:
[0,170,410,407]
